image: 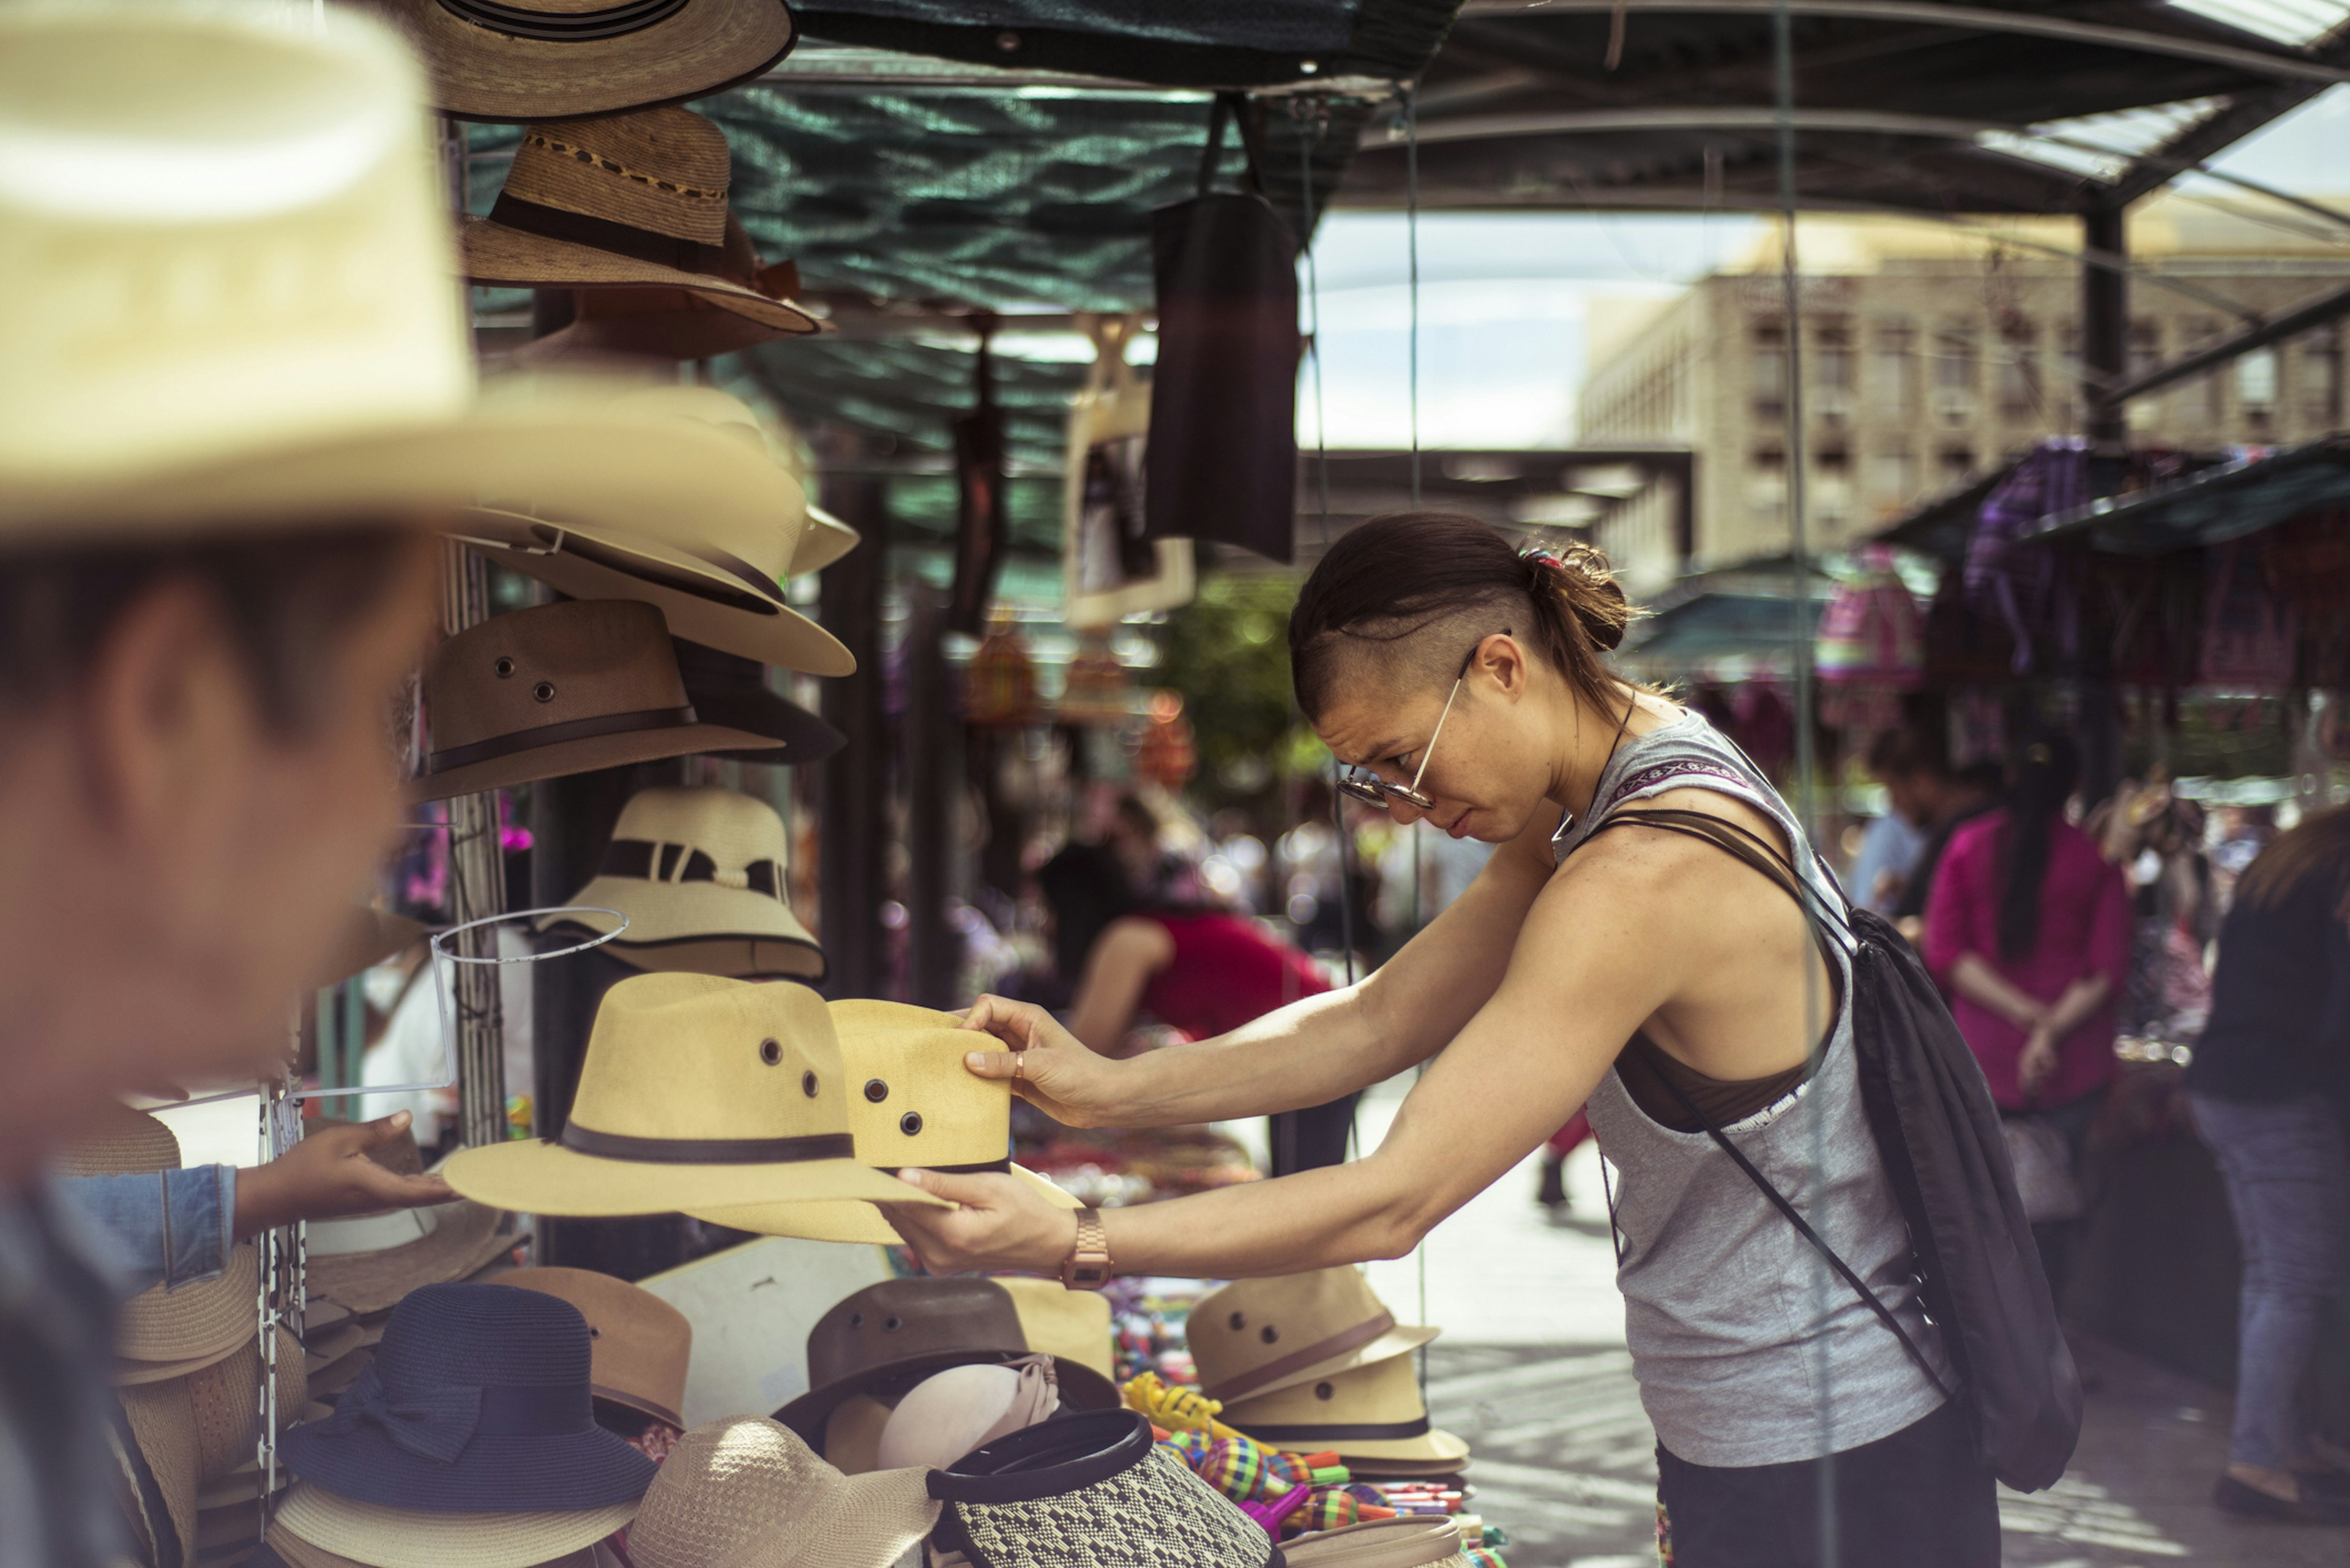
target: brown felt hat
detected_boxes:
[1187,1267,1437,1406]
[772,1277,1118,1444]
[406,600,782,803]
[351,0,797,122]
[493,1267,693,1430]
[460,108,817,337]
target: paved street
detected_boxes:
[1354,1083,2350,1567]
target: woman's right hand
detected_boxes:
[958,995,1130,1129]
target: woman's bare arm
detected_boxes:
[1947,952,2050,1031]
[1064,917,1174,1053]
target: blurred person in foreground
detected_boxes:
[2184,806,2350,1524]
[1923,734,2128,1305]
[1037,836,1352,1174]
[0,9,781,1562]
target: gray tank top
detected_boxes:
[1555,709,1949,1467]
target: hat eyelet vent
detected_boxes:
[864,1079,889,1103]
[759,1039,783,1066]
[1261,1325,1280,1345]
[802,1070,819,1097]
[899,1112,923,1137]
[1228,1312,1246,1331]
[493,657,516,679]
[588,1326,600,1338]
[1315,1381,1335,1400]
[883,1315,903,1332]
[848,1312,864,1329]
[532,681,557,703]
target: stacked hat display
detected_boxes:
[489,1269,695,1456]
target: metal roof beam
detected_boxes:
[1452,1,2350,84]
[2103,275,2350,403]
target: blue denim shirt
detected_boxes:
[1,1166,239,1568]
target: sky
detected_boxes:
[1304,84,2350,449]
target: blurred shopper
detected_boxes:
[2095,781,2217,1043]
[1924,735,2129,1304]
[1878,725,2002,943]
[1855,728,1931,913]
[1036,836,1351,1175]
[2184,806,2350,1524]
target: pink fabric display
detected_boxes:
[876,1355,1061,1472]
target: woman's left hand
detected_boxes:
[877,1168,1081,1277]
[2018,1026,2060,1100]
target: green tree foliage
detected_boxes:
[1152,572,1315,811]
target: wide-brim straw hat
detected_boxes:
[623,1416,938,1568]
[406,599,784,804]
[1284,1518,1469,1568]
[274,1484,637,1568]
[793,506,861,578]
[353,0,796,123]
[443,974,946,1218]
[693,1000,1081,1245]
[491,1267,693,1431]
[118,1327,307,1567]
[1220,1351,1469,1465]
[540,786,823,983]
[1188,1267,1438,1406]
[259,1521,600,1568]
[304,1198,515,1315]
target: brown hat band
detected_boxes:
[428,705,696,775]
[1206,1311,1398,1404]
[1236,1417,1430,1443]
[601,840,787,903]
[593,1383,681,1430]
[438,0,689,44]
[489,192,727,275]
[558,1124,854,1165]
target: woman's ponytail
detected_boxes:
[1519,543,1631,657]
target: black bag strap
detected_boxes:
[1580,807,1955,1405]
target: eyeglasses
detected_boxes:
[1336,630,1502,813]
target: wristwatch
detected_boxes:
[1060,1206,1112,1290]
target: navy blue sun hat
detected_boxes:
[279,1282,657,1512]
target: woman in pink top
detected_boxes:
[1925,733,2130,1299]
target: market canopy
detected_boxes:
[2030,433,2350,552]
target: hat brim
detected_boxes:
[511,304,805,367]
[403,720,784,804]
[1,392,801,553]
[274,1482,639,1568]
[439,1141,947,1219]
[539,883,818,966]
[792,506,860,577]
[114,1244,262,1373]
[1267,1425,1470,1464]
[810,1465,943,1568]
[581,931,827,984]
[690,1163,1079,1247]
[119,1379,201,1568]
[304,1201,516,1315]
[461,219,821,337]
[680,685,846,766]
[360,0,796,122]
[1201,1323,1441,1405]
[278,1424,654,1517]
[774,1349,1121,1449]
[458,521,854,678]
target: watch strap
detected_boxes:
[1061,1206,1111,1290]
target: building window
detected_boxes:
[1934,324,1977,392]
[2128,320,2162,381]
[2187,318,2226,424]
[1753,322,1786,422]
[1996,323,2040,424]
[2305,327,2341,427]
[1874,449,1915,502]
[1938,446,1975,486]
[1749,447,1786,516]
[2238,348,2277,430]
[1873,327,1914,422]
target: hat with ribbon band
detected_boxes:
[279,1282,655,1512]
[516,215,813,365]
[693,999,1079,1244]
[1218,1352,1468,1467]
[491,1267,692,1433]
[1187,1269,1436,1406]
[441,974,944,1218]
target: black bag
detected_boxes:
[1584,807,2083,1493]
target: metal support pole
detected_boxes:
[2083,205,2129,451]
[440,540,509,1148]
[818,447,889,999]
[906,583,958,1009]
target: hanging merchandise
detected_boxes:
[405,600,785,804]
[1814,545,1923,734]
[2268,508,2350,687]
[2198,536,2301,690]
[518,219,813,365]
[453,385,854,676]
[1136,692,1198,790]
[673,639,848,767]
[1057,632,1136,726]
[964,611,1040,728]
[625,1417,939,1568]
[690,999,1080,1244]
[439,974,944,1217]
[541,786,826,981]
[951,322,1010,638]
[1963,437,2090,675]
[1065,316,1195,628]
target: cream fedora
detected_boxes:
[1187,1268,1437,1406]
[0,6,796,551]
[691,1000,1079,1245]
[349,0,796,123]
[442,975,947,1218]
[1220,1352,1468,1466]
[540,787,823,982]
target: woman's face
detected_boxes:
[1311,637,1556,844]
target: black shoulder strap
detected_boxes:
[1578,807,1954,1405]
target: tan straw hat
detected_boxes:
[460,108,816,336]
[116,1326,307,1568]
[625,1417,938,1568]
[262,1521,602,1568]
[0,6,799,553]
[1188,1268,1438,1405]
[406,600,784,804]
[1220,1351,1468,1466]
[1285,1518,1470,1568]
[442,974,947,1218]
[793,505,860,578]
[275,1482,636,1568]
[304,1198,515,1315]
[693,1000,1080,1245]
[453,386,852,676]
[540,787,824,982]
[517,236,810,364]
[493,1267,694,1431]
[349,0,796,122]
[992,1277,1117,1386]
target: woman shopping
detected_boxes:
[1922,734,2130,1303]
[883,513,1997,1566]
[2184,807,2350,1525]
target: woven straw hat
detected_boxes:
[116,1326,307,1567]
[1285,1518,1469,1568]
[1188,1268,1437,1405]
[492,1268,693,1431]
[460,109,815,335]
[693,999,1080,1244]
[0,6,797,554]
[993,1277,1117,1386]
[275,1483,636,1568]
[453,386,851,676]
[514,214,813,364]
[406,600,783,804]
[350,0,795,123]
[443,975,945,1218]
[540,788,824,983]
[305,1198,515,1315]
[625,1417,938,1568]
[1220,1350,1469,1465]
